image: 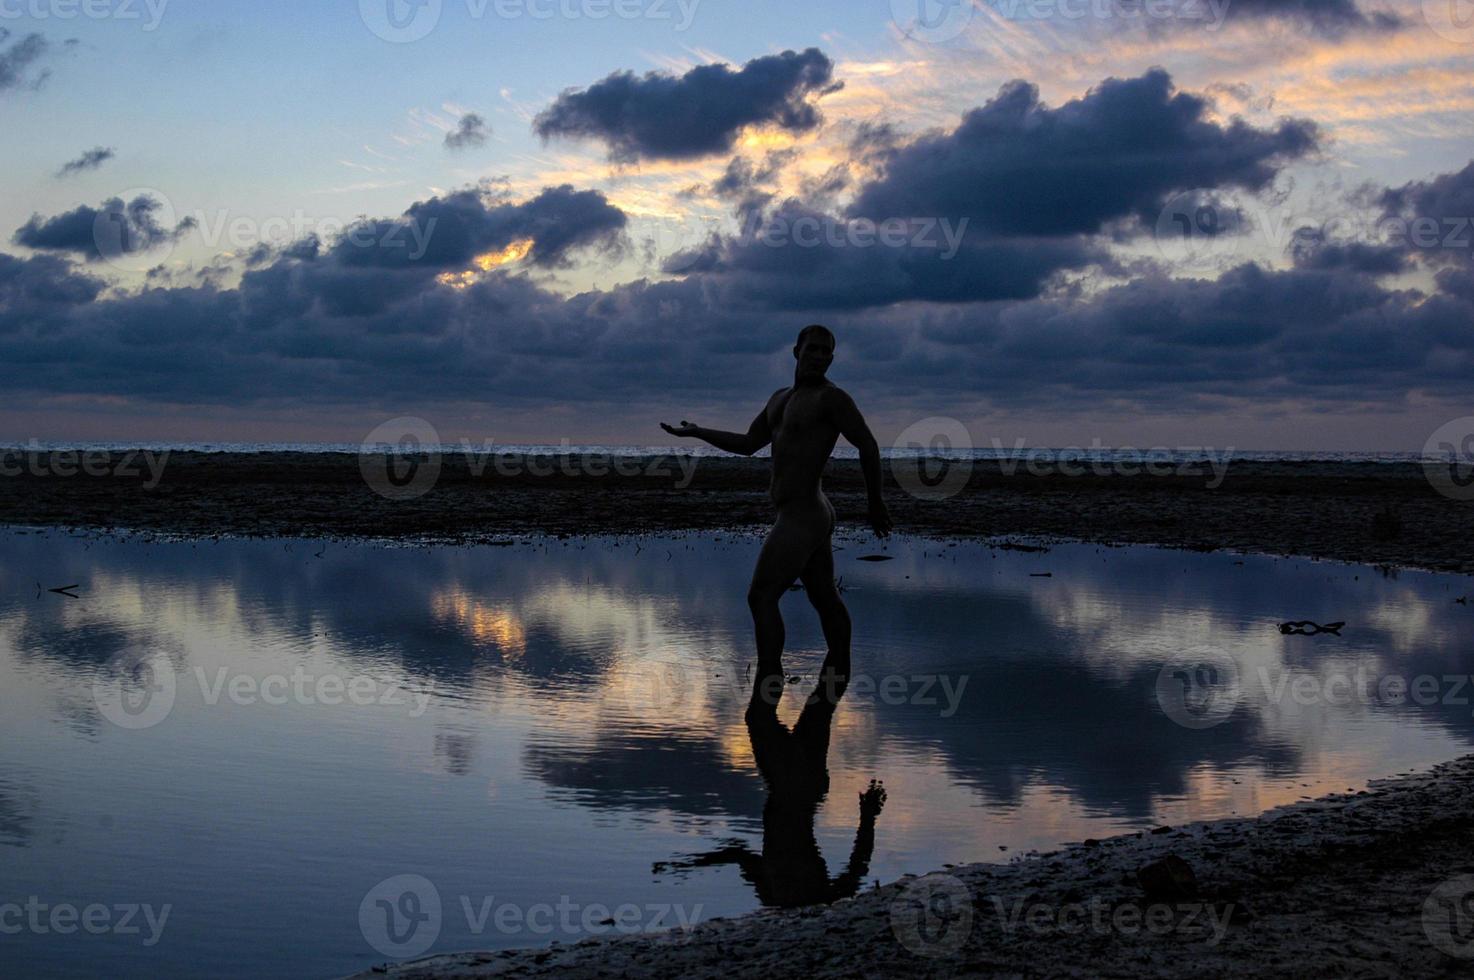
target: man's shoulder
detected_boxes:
[818,382,855,405]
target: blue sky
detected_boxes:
[2,0,1473,448]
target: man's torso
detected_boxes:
[765,382,842,506]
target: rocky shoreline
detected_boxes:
[2,451,1472,573]
[353,754,1474,978]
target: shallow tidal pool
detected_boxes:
[2,528,1473,978]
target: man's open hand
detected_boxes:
[868,498,893,539]
[859,779,887,819]
[660,420,699,438]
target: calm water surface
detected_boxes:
[2,529,1473,978]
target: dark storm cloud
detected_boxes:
[2,112,1472,425]
[709,150,796,201]
[1378,160,1474,264]
[1289,231,1410,275]
[533,48,839,162]
[848,69,1319,237]
[55,146,115,178]
[0,29,51,93]
[0,253,103,313]
[847,120,904,158]
[329,183,627,272]
[444,113,489,151]
[911,261,1473,410]
[4,213,1471,416]
[1380,159,1474,224]
[662,196,1104,308]
[12,195,197,263]
[659,70,1313,311]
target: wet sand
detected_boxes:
[2,451,1471,573]
[353,754,1474,978]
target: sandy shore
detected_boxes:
[352,754,1474,978]
[2,451,1472,573]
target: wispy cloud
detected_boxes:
[55,146,115,178]
[445,113,490,151]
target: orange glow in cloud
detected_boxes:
[436,238,535,289]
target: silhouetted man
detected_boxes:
[662,324,892,681]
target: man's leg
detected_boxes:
[799,513,850,704]
[747,503,826,700]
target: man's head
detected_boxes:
[793,324,835,382]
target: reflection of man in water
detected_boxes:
[661,324,892,679]
[655,651,887,907]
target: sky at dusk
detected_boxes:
[2,0,1472,450]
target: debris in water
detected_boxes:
[1278,620,1345,635]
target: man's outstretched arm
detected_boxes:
[661,404,773,457]
[829,388,893,537]
[829,780,886,900]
